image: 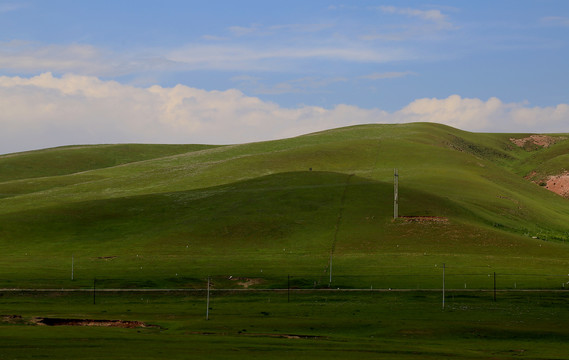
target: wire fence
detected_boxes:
[2,272,569,292]
[3,272,569,313]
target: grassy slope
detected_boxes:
[0,144,220,181]
[1,123,569,289]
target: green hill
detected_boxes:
[1,122,569,289]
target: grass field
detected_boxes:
[2,122,569,358]
[2,290,569,359]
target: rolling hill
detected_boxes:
[1,122,569,289]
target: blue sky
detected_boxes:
[1,1,568,153]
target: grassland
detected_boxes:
[1,122,569,288]
[1,122,569,358]
[2,291,569,359]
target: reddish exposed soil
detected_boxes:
[544,172,569,198]
[511,136,569,198]
[510,135,566,148]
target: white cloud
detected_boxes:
[0,73,376,153]
[1,74,568,154]
[0,40,413,76]
[393,95,569,133]
[394,95,506,130]
[360,6,457,45]
[167,44,410,71]
[379,6,454,30]
[0,41,139,76]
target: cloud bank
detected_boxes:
[0,73,568,154]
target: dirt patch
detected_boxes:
[543,172,569,198]
[1,315,26,324]
[32,317,159,328]
[398,216,449,223]
[510,135,566,149]
[525,171,537,180]
[97,256,117,261]
[229,277,264,288]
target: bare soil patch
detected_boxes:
[543,172,569,198]
[510,135,566,149]
[229,277,264,288]
[32,317,159,328]
[1,315,25,324]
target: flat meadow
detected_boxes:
[2,290,569,359]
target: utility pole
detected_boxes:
[394,168,399,219]
[206,276,210,320]
[442,263,445,310]
[329,254,333,287]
